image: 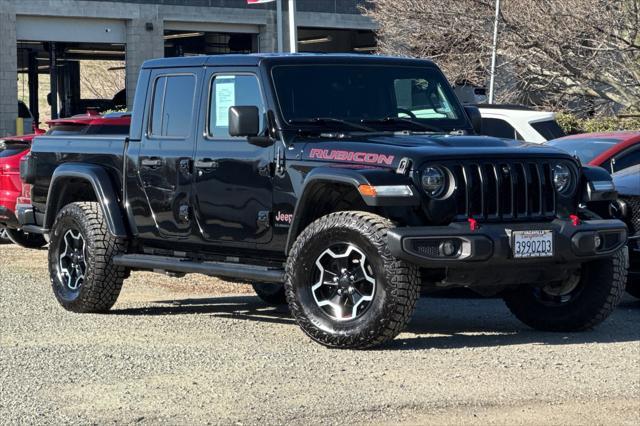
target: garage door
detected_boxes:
[16,16,125,43]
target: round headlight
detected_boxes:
[422,167,446,197]
[553,163,572,194]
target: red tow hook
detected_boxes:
[468,217,479,231]
[569,214,580,227]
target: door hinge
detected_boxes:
[275,146,285,177]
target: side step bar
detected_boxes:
[21,225,46,234]
[113,254,284,283]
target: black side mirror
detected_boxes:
[229,106,259,137]
[464,106,482,135]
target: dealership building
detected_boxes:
[0,0,376,136]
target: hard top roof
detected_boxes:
[141,53,436,69]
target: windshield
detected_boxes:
[548,137,619,163]
[271,64,468,132]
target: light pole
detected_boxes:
[276,0,283,52]
[288,0,297,53]
[488,0,501,104]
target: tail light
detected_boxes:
[16,183,32,205]
[3,162,19,173]
[0,161,19,177]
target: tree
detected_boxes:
[363,0,640,114]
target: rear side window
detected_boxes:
[481,118,523,140]
[46,124,89,136]
[149,74,196,138]
[613,146,640,172]
[0,144,29,158]
[531,120,565,140]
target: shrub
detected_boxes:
[556,113,640,135]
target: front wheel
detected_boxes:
[5,228,47,249]
[285,211,419,349]
[49,202,127,313]
[503,249,627,331]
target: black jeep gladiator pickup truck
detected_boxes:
[20,54,628,348]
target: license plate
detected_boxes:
[512,230,554,258]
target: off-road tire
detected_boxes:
[5,228,47,249]
[285,211,419,349]
[252,282,287,305]
[49,202,127,313]
[503,249,627,331]
[0,228,10,244]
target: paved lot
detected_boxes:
[1,244,639,425]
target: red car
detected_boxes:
[546,131,640,173]
[0,112,131,248]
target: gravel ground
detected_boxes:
[1,244,639,425]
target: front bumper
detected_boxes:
[388,219,628,268]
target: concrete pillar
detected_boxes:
[259,10,278,53]
[125,18,164,109]
[0,10,18,137]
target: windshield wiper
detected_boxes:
[289,117,376,132]
[362,116,445,133]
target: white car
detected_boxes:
[478,105,565,143]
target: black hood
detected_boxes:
[295,133,575,168]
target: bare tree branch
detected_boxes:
[363,0,640,114]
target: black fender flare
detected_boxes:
[285,167,418,253]
[44,163,128,238]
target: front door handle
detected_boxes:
[141,157,162,168]
[195,159,218,169]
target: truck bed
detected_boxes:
[29,135,127,210]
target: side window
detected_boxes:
[208,74,265,139]
[481,118,521,140]
[613,146,640,172]
[149,74,196,138]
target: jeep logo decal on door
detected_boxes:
[275,211,293,226]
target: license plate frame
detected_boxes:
[511,230,554,259]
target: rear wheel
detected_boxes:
[285,211,419,349]
[49,202,127,313]
[503,249,627,331]
[0,228,10,244]
[251,282,287,305]
[5,228,47,249]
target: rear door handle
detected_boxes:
[195,159,218,169]
[141,157,162,168]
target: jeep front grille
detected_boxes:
[621,196,640,235]
[451,161,557,221]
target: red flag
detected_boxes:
[247,0,276,3]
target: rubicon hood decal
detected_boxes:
[309,148,395,166]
